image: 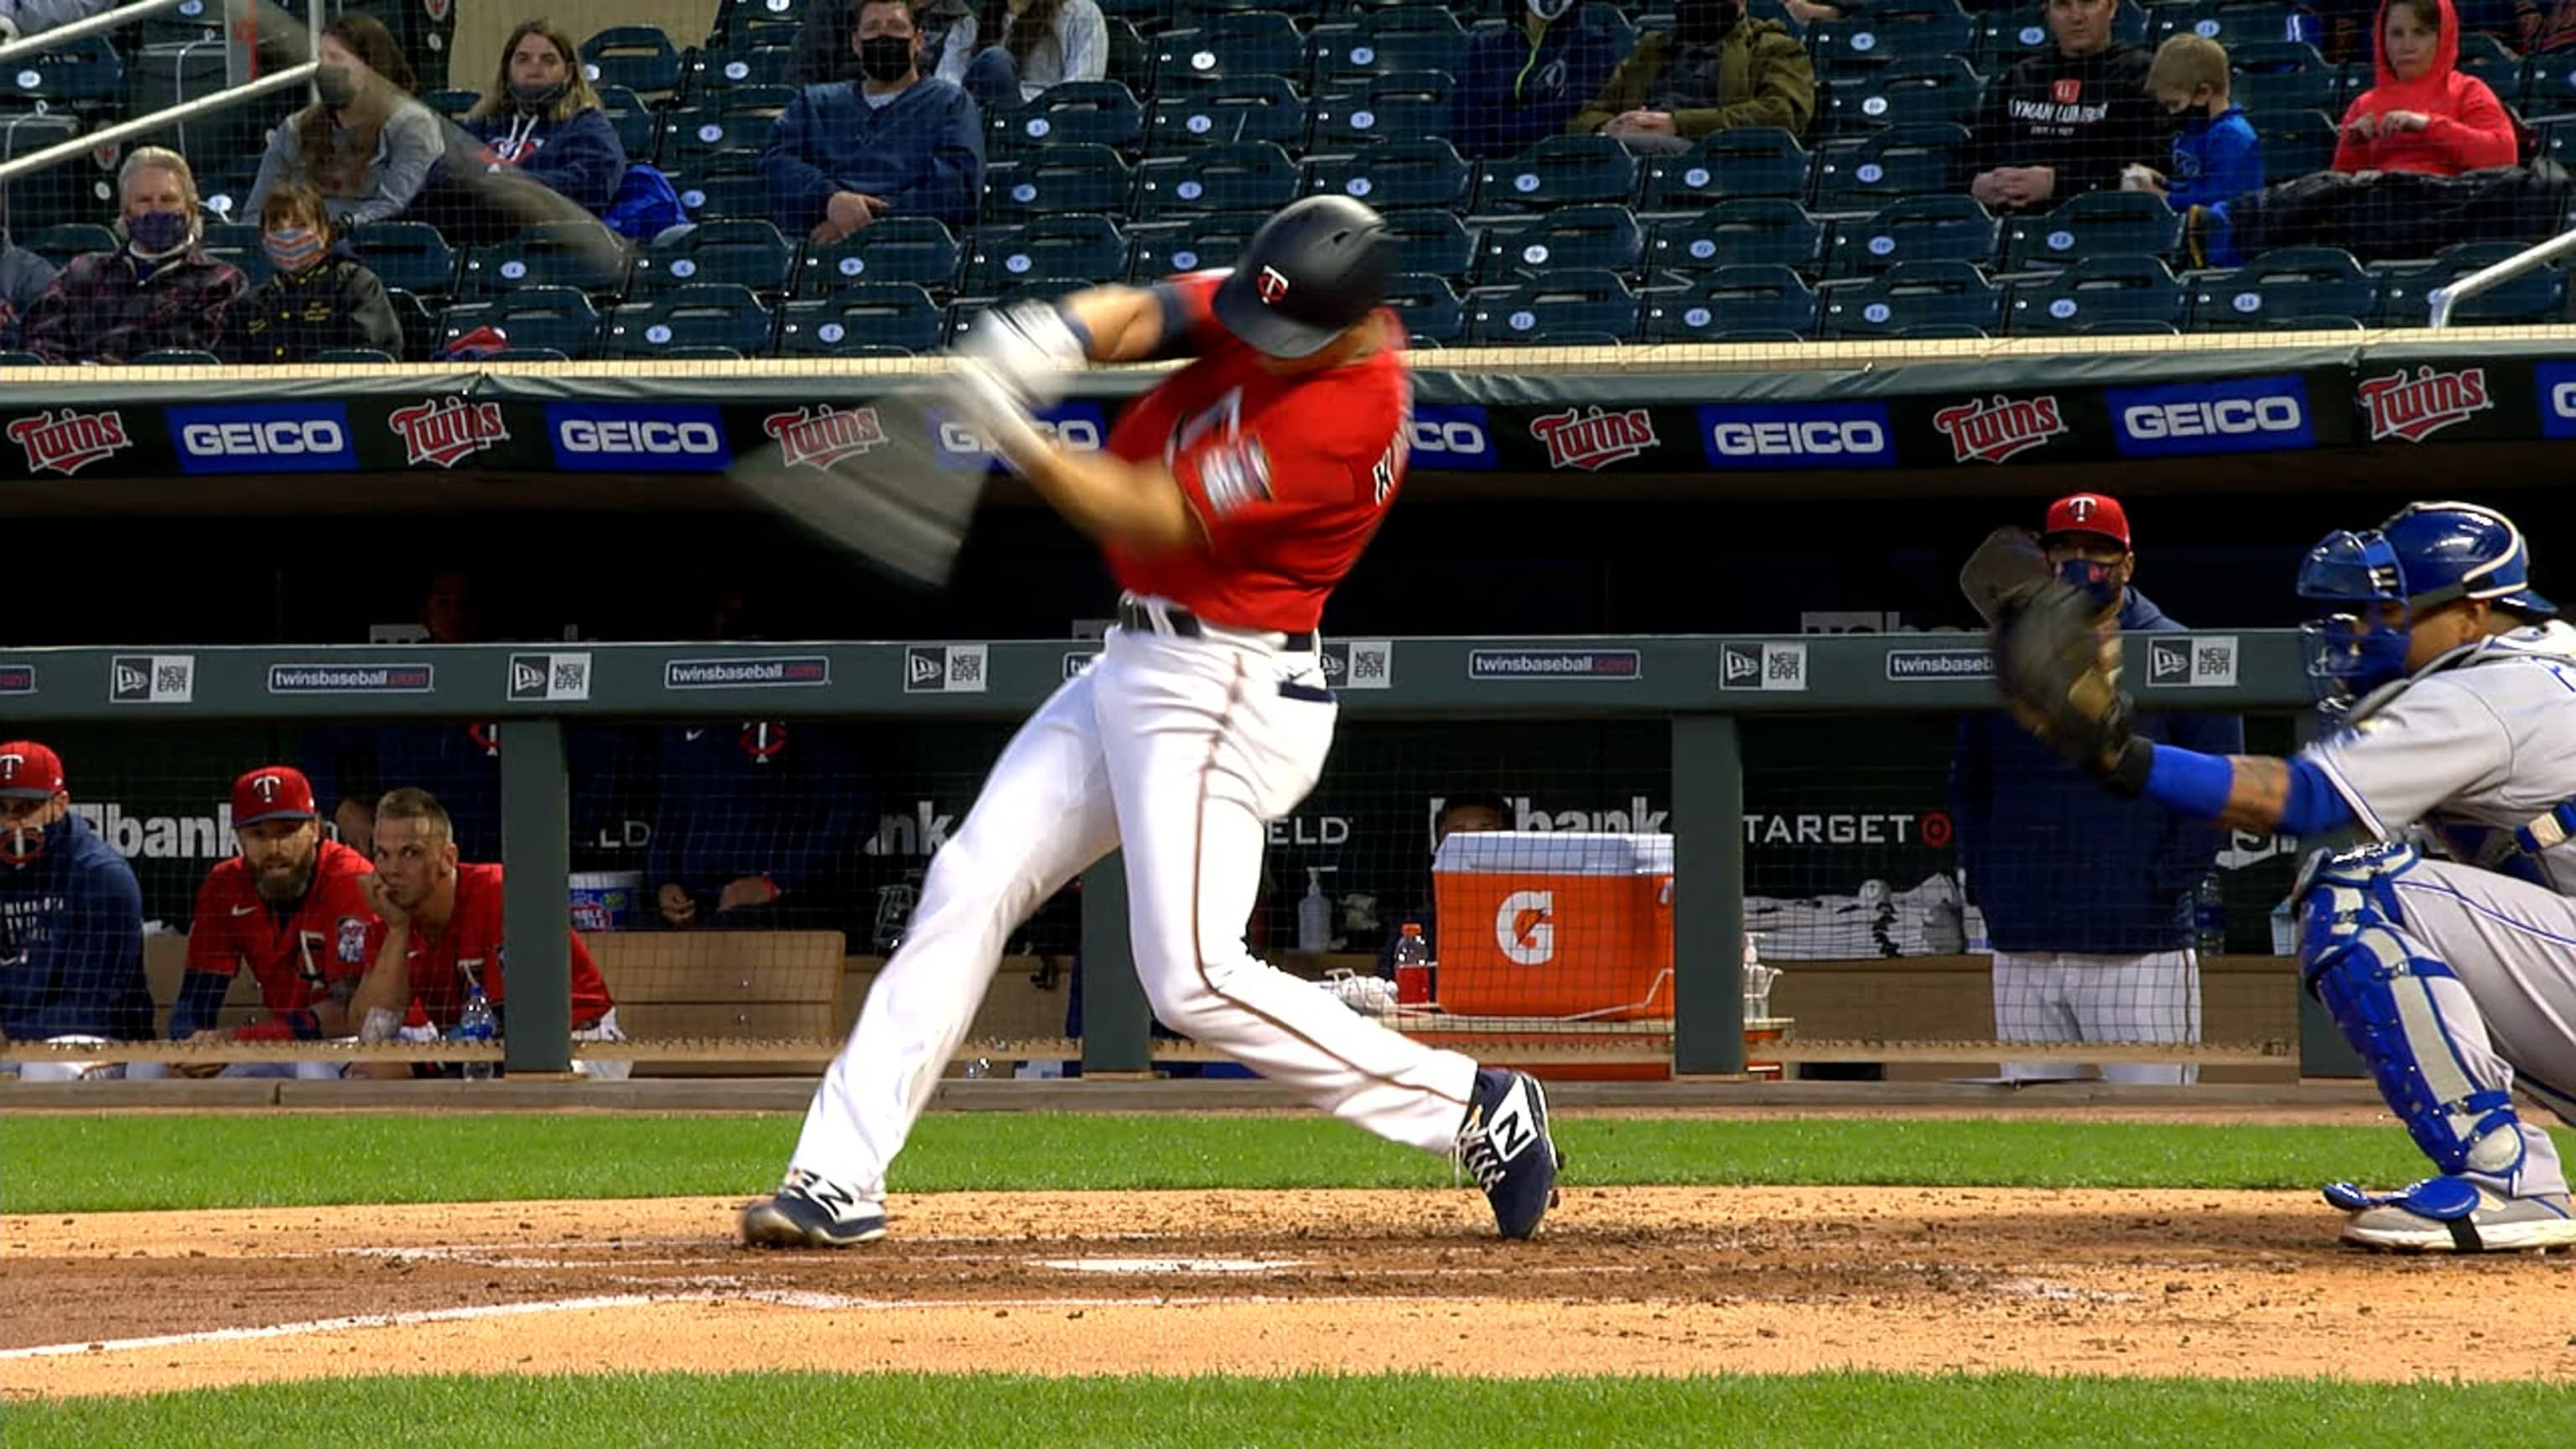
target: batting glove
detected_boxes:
[941,359,1053,477]
[955,302,1090,410]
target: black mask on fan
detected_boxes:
[857,34,915,82]
[1673,0,1744,46]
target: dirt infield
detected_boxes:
[8,1185,2575,1398]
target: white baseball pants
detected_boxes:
[1992,948,2202,1084]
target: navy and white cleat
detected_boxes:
[1457,1067,1562,1240]
[2324,1176,2576,1253]
[740,1169,888,1249]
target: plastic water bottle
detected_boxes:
[2194,873,2228,958]
[1391,922,1432,1005]
[454,987,498,1081]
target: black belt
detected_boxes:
[1117,599,1315,652]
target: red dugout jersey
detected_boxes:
[360,861,615,1031]
[1101,271,1412,634]
[184,839,379,1017]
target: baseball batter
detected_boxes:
[741,196,1562,1249]
[1995,500,2576,1251]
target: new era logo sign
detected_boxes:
[2147,634,2239,688]
[0,663,31,695]
[1719,641,1808,692]
[904,644,989,694]
[1339,640,1392,690]
[508,652,593,703]
[110,654,193,704]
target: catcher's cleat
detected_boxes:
[1457,1067,1562,1240]
[2325,1176,2576,1253]
[740,1169,887,1249]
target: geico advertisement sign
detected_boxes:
[1697,402,1896,470]
[166,403,355,474]
[545,404,733,470]
[2106,377,2315,457]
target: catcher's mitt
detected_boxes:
[1988,579,2153,796]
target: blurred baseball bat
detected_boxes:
[1960,525,2049,626]
[726,387,989,589]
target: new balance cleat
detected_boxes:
[740,1169,887,1249]
[1457,1067,1561,1239]
[2325,1175,2576,1253]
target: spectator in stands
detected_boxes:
[169,767,380,1079]
[1374,792,1513,977]
[766,0,985,240]
[2334,0,2518,174]
[349,788,629,1080]
[2518,0,2576,52]
[934,0,1108,108]
[22,148,247,364]
[221,183,405,363]
[0,196,55,352]
[0,740,160,1081]
[1948,495,2239,1085]
[2132,34,2263,210]
[245,14,444,232]
[1568,0,1816,149]
[1450,0,1628,160]
[458,20,630,219]
[1966,0,2168,212]
[0,0,112,43]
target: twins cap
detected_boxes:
[232,766,319,826]
[0,741,65,798]
[2044,493,2132,548]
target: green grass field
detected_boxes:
[0,1113,2497,1213]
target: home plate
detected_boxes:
[1034,1258,1305,1275]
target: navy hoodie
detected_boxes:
[646,722,863,915]
[1949,588,2244,955]
[0,812,153,1041]
[763,78,984,232]
[463,105,630,215]
[1448,14,1628,161]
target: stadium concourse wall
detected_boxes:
[0,630,2311,1076]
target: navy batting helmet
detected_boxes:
[2297,501,2553,704]
[1210,195,1394,359]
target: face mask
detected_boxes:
[510,78,567,110]
[264,226,325,272]
[2056,556,2119,611]
[315,65,357,108]
[1674,0,1742,44]
[1529,0,1576,20]
[1,819,47,870]
[858,34,914,82]
[126,207,191,257]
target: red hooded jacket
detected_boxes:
[2334,0,2519,175]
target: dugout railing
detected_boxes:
[0,629,2324,1080]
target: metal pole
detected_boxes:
[500,719,574,1076]
[2428,226,2576,329]
[0,0,191,66]
[0,63,315,185]
[1670,714,1746,1076]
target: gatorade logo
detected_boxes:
[1495,889,1554,965]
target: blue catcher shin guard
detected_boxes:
[2300,845,2529,1190]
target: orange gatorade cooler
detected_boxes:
[1431,832,1675,1021]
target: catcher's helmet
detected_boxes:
[1210,195,1394,359]
[2296,501,2553,706]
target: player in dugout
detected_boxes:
[345,787,631,1080]
[169,766,381,1079]
[0,740,161,1081]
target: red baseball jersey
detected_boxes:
[1101,271,1412,634]
[361,861,615,1031]
[184,839,380,1017]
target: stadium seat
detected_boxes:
[1131,141,1302,216]
[2454,32,2526,112]
[629,219,795,297]
[682,39,800,101]
[965,215,1130,291]
[1822,194,1997,277]
[776,285,951,355]
[19,223,115,275]
[1977,3,2148,66]
[2006,254,2187,335]
[442,287,605,358]
[1307,138,1473,210]
[0,114,91,235]
[1820,258,2001,337]
[988,82,1145,159]
[581,26,685,98]
[984,145,1136,221]
[1385,271,1467,344]
[312,347,398,363]
[1999,190,2179,271]
[1147,75,1308,152]
[3,34,123,107]
[1475,134,1639,210]
[134,0,221,47]
[2376,242,2567,326]
[382,289,443,362]
[708,0,807,44]
[1308,12,1472,89]
[1307,70,1453,151]
[1176,0,1285,19]
[1381,207,1477,278]
[1638,264,1820,340]
[604,283,776,356]
[130,349,220,364]
[1102,17,1154,96]
[792,218,963,295]
[1809,4,1976,76]
[675,152,771,221]
[2524,49,2576,114]
[349,222,461,298]
[457,221,631,299]
[1125,210,1269,277]
[423,87,481,123]
[1464,269,1639,344]
[1151,13,1309,91]
[2187,246,2377,330]
[594,84,659,158]
[2245,107,2339,179]
[200,221,273,288]
[1474,205,1643,283]
[1644,200,1825,274]
[1820,55,1984,137]
[1813,123,1969,210]
[2227,41,2338,115]
[654,104,778,177]
[2155,0,2310,47]
[1637,127,1812,210]
[949,281,1095,341]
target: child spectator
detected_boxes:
[245,14,444,231]
[934,0,1108,108]
[2133,34,2264,208]
[222,183,405,362]
[459,20,629,219]
[22,148,247,364]
[2334,0,2518,174]
[765,0,984,240]
[1449,0,1628,160]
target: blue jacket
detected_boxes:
[764,78,984,233]
[0,813,152,1041]
[462,105,631,215]
[1950,589,2244,955]
[645,722,861,912]
[1448,17,1628,161]
[2167,105,2263,210]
